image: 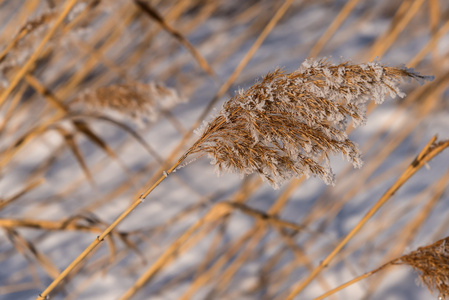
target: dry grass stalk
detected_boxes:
[190,59,432,188]
[5,228,60,280]
[0,178,44,211]
[134,0,217,79]
[120,178,262,299]
[308,0,360,58]
[120,203,231,300]
[368,0,426,59]
[69,82,185,122]
[225,202,307,232]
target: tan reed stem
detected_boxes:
[0,218,102,233]
[308,0,360,58]
[313,261,395,300]
[134,0,217,79]
[0,178,44,211]
[224,202,307,232]
[369,0,425,59]
[35,158,183,300]
[119,203,231,300]
[35,108,226,298]
[285,136,449,299]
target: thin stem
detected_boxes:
[285,137,449,299]
[119,203,231,300]
[35,159,182,300]
[308,0,360,58]
[134,0,218,79]
[35,89,228,298]
[313,261,395,300]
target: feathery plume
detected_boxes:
[189,59,433,188]
[69,82,185,122]
[396,236,449,299]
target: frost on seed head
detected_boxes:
[187,58,432,189]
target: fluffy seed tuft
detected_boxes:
[188,59,432,188]
[69,82,185,122]
[396,237,449,299]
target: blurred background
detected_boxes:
[0,0,449,299]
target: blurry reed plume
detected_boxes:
[189,59,432,188]
[69,82,185,122]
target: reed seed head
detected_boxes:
[190,59,432,189]
[397,237,449,299]
[69,82,185,122]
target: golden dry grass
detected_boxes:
[0,1,449,300]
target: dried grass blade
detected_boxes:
[25,74,67,112]
[134,0,217,79]
[0,178,44,211]
[54,126,95,187]
[72,120,130,176]
[80,115,164,163]
[226,202,307,232]
[0,114,63,169]
[313,261,393,300]
[4,228,60,280]
[369,0,426,59]
[0,218,94,232]
[308,0,360,58]
[120,203,232,300]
